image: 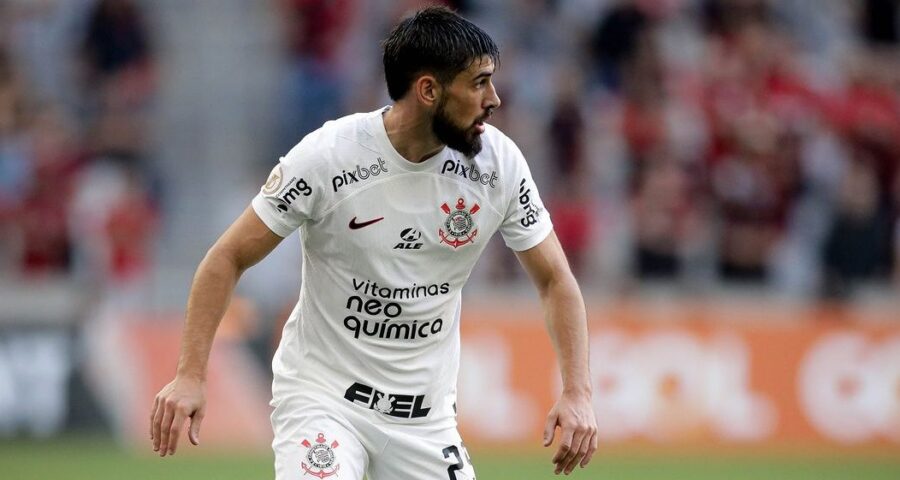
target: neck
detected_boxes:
[382,102,444,163]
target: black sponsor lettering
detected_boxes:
[343,315,361,338]
[344,382,373,404]
[385,322,411,339]
[343,382,431,419]
[393,242,423,250]
[342,315,443,341]
[275,177,312,212]
[347,296,401,318]
[362,318,380,337]
[332,158,388,192]
[343,294,443,341]
[430,318,443,335]
[441,159,498,188]
[351,278,451,300]
[518,178,540,227]
[393,227,423,250]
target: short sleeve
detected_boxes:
[499,143,553,251]
[251,145,322,237]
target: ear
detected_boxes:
[413,74,441,108]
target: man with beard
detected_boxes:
[149,6,597,479]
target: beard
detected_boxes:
[432,98,483,158]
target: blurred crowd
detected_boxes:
[470,0,900,299]
[2,0,899,299]
[0,0,158,288]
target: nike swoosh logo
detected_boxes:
[349,216,384,229]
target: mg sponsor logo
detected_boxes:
[273,176,312,212]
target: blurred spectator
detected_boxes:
[279,0,355,148]
[70,160,158,284]
[822,158,893,297]
[632,155,707,279]
[0,46,32,265]
[700,15,815,282]
[589,0,652,92]
[860,0,899,46]
[80,0,153,88]
[14,106,85,276]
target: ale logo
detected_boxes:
[394,227,423,250]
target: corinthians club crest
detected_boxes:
[439,197,480,249]
[301,433,340,478]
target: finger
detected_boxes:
[557,427,584,475]
[552,427,575,473]
[580,431,598,468]
[166,407,188,456]
[563,431,591,474]
[543,411,558,447]
[151,398,165,452]
[150,396,159,440]
[188,409,205,445]
[157,401,176,456]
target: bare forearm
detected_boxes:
[176,247,244,381]
[540,275,591,396]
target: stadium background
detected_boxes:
[1,0,899,478]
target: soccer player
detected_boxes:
[150,6,597,478]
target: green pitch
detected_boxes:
[1,438,898,479]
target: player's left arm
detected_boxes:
[515,231,597,475]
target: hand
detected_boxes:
[150,376,206,457]
[543,391,598,475]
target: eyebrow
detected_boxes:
[473,71,493,82]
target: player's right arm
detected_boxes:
[150,206,284,457]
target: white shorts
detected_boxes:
[271,395,476,480]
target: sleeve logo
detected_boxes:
[518,178,541,227]
[275,177,312,212]
[262,164,283,195]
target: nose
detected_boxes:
[485,82,501,110]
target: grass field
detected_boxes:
[2,438,899,479]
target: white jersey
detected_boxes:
[253,108,552,428]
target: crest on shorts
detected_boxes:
[301,433,340,478]
[439,197,480,249]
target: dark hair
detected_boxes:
[382,6,500,101]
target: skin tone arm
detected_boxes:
[150,206,284,457]
[515,231,598,475]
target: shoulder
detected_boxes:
[472,124,531,196]
[478,123,529,171]
[283,111,378,168]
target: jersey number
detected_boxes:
[442,444,474,480]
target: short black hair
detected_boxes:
[382,6,500,101]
